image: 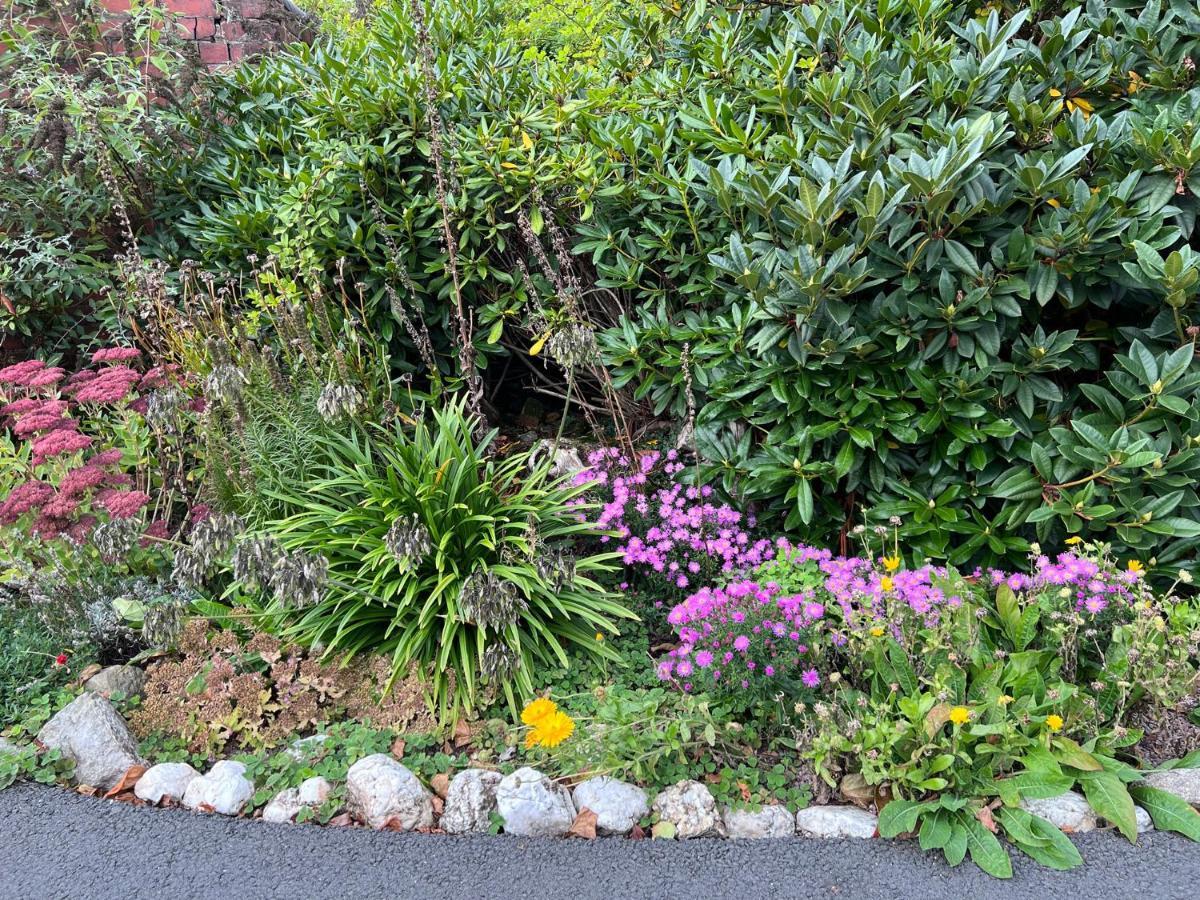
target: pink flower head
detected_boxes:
[0,359,46,386]
[801,668,821,688]
[0,480,55,524]
[91,347,142,364]
[31,430,93,463]
[96,488,150,520]
[70,366,140,404]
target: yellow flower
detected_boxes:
[1064,536,1083,546]
[521,697,558,727]
[880,576,895,592]
[595,632,605,642]
[1047,197,1061,208]
[882,555,901,573]
[998,695,1014,706]
[524,730,540,750]
[1045,714,1064,732]
[531,710,575,748]
[870,626,885,637]
[949,706,972,726]
[1127,560,1144,574]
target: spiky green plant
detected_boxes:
[256,400,633,720]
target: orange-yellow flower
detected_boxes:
[531,711,575,748]
[882,555,901,573]
[949,706,972,726]
[880,576,895,592]
[521,697,557,727]
[1045,714,1064,732]
[1127,560,1144,574]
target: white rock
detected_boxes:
[0,737,21,757]
[1135,805,1154,833]
[261,776,334,825]
[298,776,333,806]
[262,788,303,824]
[441,769,502,835]
[345,754,433,831]
[1143,769,1200,808]
[84,665,146,699]
[572,776,649,836]
[284,733,328,763]
[182,760,255,816]
[36,693,144,791]
[795,805,878,839]
[134,762,199,805]
[722,805,795,839]
[496,767,576,837]
[530,440,587,480]
[651,780,725,839]
[1020,790,1096,833]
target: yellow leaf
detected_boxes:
[521,131,533,150]
[501,161,518,170]
[529,332,550,356]
[1048,88,1063,98]
[1047,198,1061,208]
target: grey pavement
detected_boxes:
[2,781,1199,899]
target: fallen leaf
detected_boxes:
[453,719,473,748]
[390,737,406,759]
[629,824,646,840]
[976,805,997,834]
[104,764,147,799]
[651,820,677,840]
[431,795,444,816]
[737,781,752,803]
[430,772,451,799]
[76,784,98,797]
[381,816,407,831]
[78,663,103,684]
[839,773,874,807]
[568,808,598,840]
[329,813,354,827]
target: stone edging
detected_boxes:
[16,690,1200,843]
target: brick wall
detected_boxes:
[98,0,312,68]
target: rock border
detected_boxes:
[16,694,1200,844]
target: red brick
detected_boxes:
[169,0,216,16]
[239,0,269,18]
[219,20,245,40]
[100,0,132,12]
[192,16,217,39]
[197,40,229,65]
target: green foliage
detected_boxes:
[154,0,1200,574]
[246,401,633,718]
[1,0,202,348]
[0,600,78,727]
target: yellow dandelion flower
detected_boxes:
[1045,714,1064,732]
[521,697,558,727]
[870,626,885,637]
[533,710,575,748]
[882,555,901,573]
[880,576,895,592]
[998,695,1014,706]
[524,729,541,750]
[1127,559,1144,574]
[949,706,972,726]
[595,632,605,642]
[1064,536,1083,545]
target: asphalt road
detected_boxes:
[3,782,1200,900]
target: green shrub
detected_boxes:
[1,0,202,349]
[153,0,1200,575]
[240,400,634,718]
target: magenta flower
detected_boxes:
[801,669,820,688]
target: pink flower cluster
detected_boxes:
[981,551,1142,616]
[0,347,165,542]
[575,447,773,597]
[658,576,827,700]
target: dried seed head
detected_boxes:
[384,513,433,568]
[316,382,363,422]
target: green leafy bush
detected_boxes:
[153,0,1200,575]
[241,401,633,718]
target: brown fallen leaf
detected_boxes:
[329,813,354,827]
[737,781,752,803]
[430,772,451,799]
[431,795,444,816]
[76,784,98,797]
[567,807,598,840]
[976,801,999,834]
[629,824,646,840]
[78,663,103,684]
[104,764,147,799]
[390,737,406,759]
[453,719,473,748]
